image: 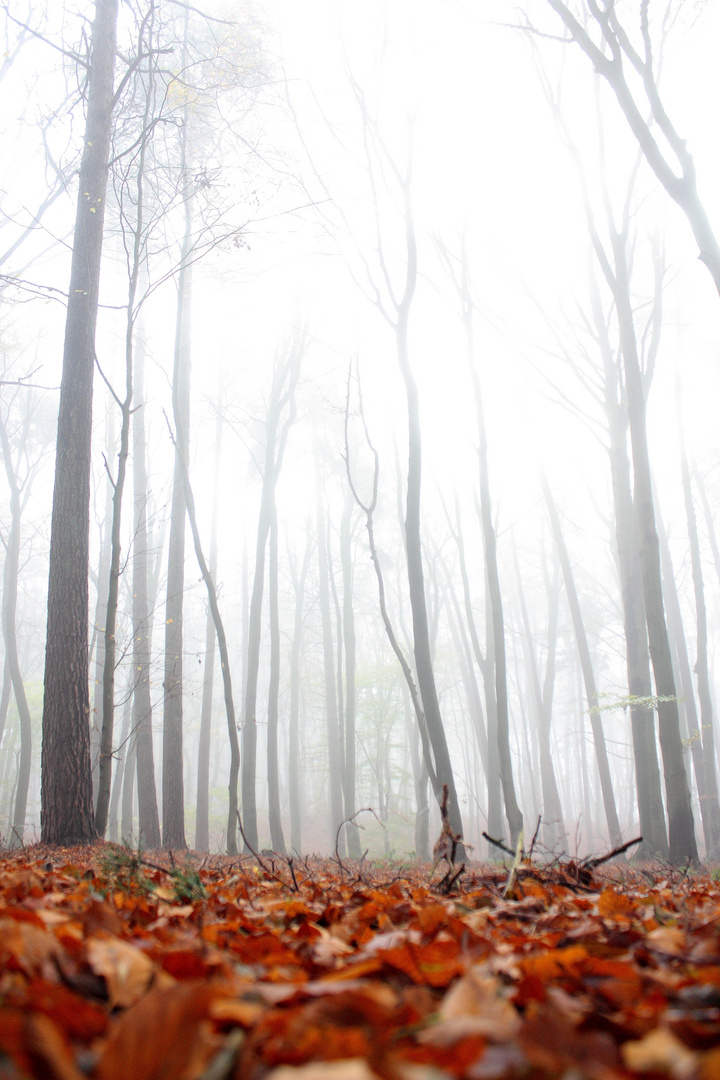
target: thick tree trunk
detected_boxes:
[41,0,118,845]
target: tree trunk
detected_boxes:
[266,509,286,853]
[91,405,114,807]
[543,477,623,849]
[288,533,310,856]
[0,414,33,845]
[316,493,345,851]
[340,490,361,857]
[679,431,720,859]
[132,335,161,849]
[194,410,221,853]
[41,0,118,845]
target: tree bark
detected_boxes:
[543,477,623,849]
[194,409,221,853]
[41,0,119,845]
[266,509,286,853]
[0,411,33,845]
[132,335,161,849]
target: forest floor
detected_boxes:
[1,843,720,1079]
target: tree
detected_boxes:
[41,0,119,845]
[544,0,720,296]
[242,341,302,850]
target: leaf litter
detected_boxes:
[1,843,720,1078]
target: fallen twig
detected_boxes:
[583,836,642,870]
[236,811,298,892]
[482,832,514,858]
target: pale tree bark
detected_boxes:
[41,0,119,845]
[0,405,34,845]
[545,0,720,296]
[678,417,720,859]
[351,111,464,847]
[586,264,669,859]
[90,405,114,807]
[95,77,153,836]
[436,238,522,844]
[287,531,311,855]
[242,342,302,850]
[266,509,286,853]
[514,544,566,850]
[194,408,222,852]
[166,413,240,855]
[656,508,712,857]
[162,242,191,850]
[543,477,623,849]
[603,236,696,863]
[340,490,361,857]
[316,487,345,854]
[132,335,161,849]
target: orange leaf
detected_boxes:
[94,981,222,1080]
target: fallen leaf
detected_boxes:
[622,1026,698,1078]
[86,935,156,1008]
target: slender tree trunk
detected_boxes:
[340,490,361,857]
[316,493,345,851]
[514,545,565,850]
[656,511,710,856]
[194,410,221,852]
[107,684,131,843]
[132,336,161,848]
[612,260,696,863]
[91,405,114,806]
[41,0,119,845]
[288,532,310,855]
[543,477,622,848]
[162,189,192,850]
[679,430,720,858]
[605,399,669,858]
[0,416,33,845]
[242,346,301,850]
[266,509,285,852]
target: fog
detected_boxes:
[1,0,720,862]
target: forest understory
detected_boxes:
[2,841,720,1080]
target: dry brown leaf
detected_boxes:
[622,1027,698,1078]
[95,981,222,1080]
[435,969,520,1040]
[265,1059,382,1080]
[646,926,686,956]
[86,935,156,1008]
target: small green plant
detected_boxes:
[167,865,207,902]
[98,844,156,895]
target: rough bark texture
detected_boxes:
[41,0,119,845]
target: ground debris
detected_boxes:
[0,842,719,1078]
